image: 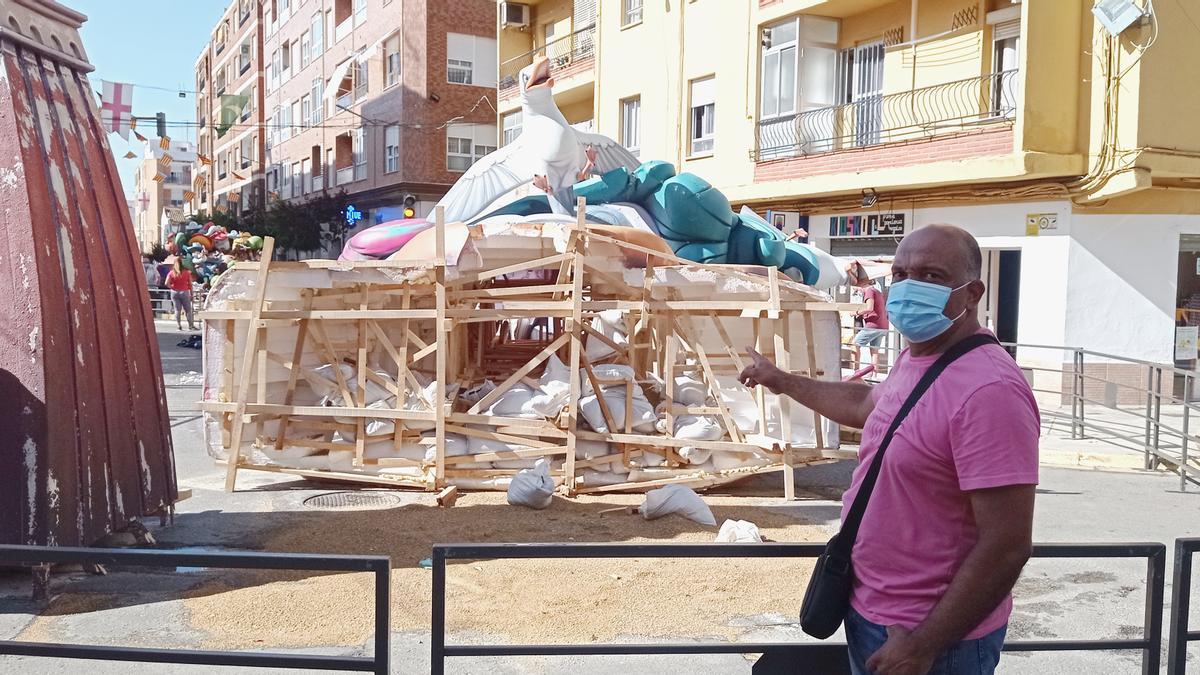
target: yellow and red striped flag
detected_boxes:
[183,190,195,202]
[152,173,165,183]
[158,153,172,169]
[159,136,171,150]
[198,154,212,166]
[122,151,136,159]
[132,130,147,142]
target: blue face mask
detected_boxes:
[885,279,970,343]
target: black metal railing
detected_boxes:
[753,69,1019,161]
[431,541,1165,675]
[1169,537,1200,674]
[499,23,597,97]
[0,545,391,674]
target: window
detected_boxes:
[502,111,522,146]
[352,127,365,180]
[689,77,715,155]
[300,94,311,129]
[384,125,400,173]
[446,33,497,87]
[991,20,1020,115]
[761,19,797,119]
[623,0,643,26]
[446,123,497,171]
[837,42,884,146]
[239,40,253,75]
[620,97,640,155]
[218,152,228,179]
[265,61,274,94]
[282,161,294,198]
[353,60,368,100]
[240,136,253,170]
[311,12,323,57]
[311,78,323,124]
[280,42,291,80]
[271,48,282,88]
[241,85,255,122]
[300,158,311,194]
[385,36,401,87]
[281,100,293,141]
[354,0,367,26]
[292,162,302,196]
[301,31,311,68]
[291,39,301,74]
[291,100,301,136]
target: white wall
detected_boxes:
[1065,213,1200,363]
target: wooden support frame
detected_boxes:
[205,203,838,496]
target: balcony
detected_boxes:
[753,70,1019,161]
[336,166,356,186]
[499,23,596,101]
[335,17,352,44]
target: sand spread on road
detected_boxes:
[180,492,828,649]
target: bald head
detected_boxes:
[896,224,981,285]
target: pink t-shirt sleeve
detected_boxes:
[949,380,1040,491]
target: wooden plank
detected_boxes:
[312,321,355,406]
[436,485,459,507]
[394,288,412,449]
[254,326,267,446]
[803,309,826,450]
[580,354,619,433]
[563,198,586,492]
[467,332,571,414]
[234,258,444,270]
[671,314,745,444]
[434,206,448,487]
[443,445,566,465]
[369,320,427,399]
[354,284,369,468]
[204,401,437,421]
[258,309,438,320]
[448,252,570,287]
[274,291,314,450]
[708,312,746,372]
[449,284,573,300]
[231,463,431,488]
[444,424,558,449]
[224,236,276,492]
[775,309,796,501]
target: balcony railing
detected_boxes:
[753,69,1019,161]
[335,17,352,44]
[336,166,356,186]
[499,23,596,99]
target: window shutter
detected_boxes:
[993,20,1019,41]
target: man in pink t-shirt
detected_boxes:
[740,224,1038,674]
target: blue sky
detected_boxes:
[73,0,229,199]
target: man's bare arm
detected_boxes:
[738,349,875,429]
[866,484,1035,674]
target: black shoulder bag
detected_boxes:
[799,333,999,639]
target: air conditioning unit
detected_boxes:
[501,2,530,29]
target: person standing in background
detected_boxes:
[851,264,889,372]
[165,258,196,332]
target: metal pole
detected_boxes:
[1145,366,1154,470]
[1182,375,1191,493]
[1166,540,1194,675]
[374,561,390,675]
[1143,545,1166,675]
[431,547,446,675]
[1076,349,1086,439]
[1075,348,1084,439]
[1154,368,1163,470]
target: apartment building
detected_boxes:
[132,141,198,251]
[500,0,1200,390]
[261,0,497,228]
[192,0,266,217]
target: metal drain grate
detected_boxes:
[302,491,403,511]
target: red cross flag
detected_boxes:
[99,81,133,140]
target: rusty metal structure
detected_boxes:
[0,0,176,546]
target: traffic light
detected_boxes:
[402,194,416,219]
[155,112,167,139]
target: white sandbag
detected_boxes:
[585,309,628,361]
[327,440,427,473]
[673,414,724,465]
[716,519,762,543]
[633,450,667,467]
[672,374,709,406]
[461,380,497,405]
[578,470,628,487]
[486,383,535,416]
[711,450,770,471]
[261,453,331,470]
[678,446,712,465]
[641,484,716,525]
[579,365,658,433]
[424,432,492,469]
[507,459,555,509]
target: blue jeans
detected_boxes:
[845,608,1006,675]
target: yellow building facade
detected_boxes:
[499,0,1200,378]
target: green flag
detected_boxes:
[215,94,250,138]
